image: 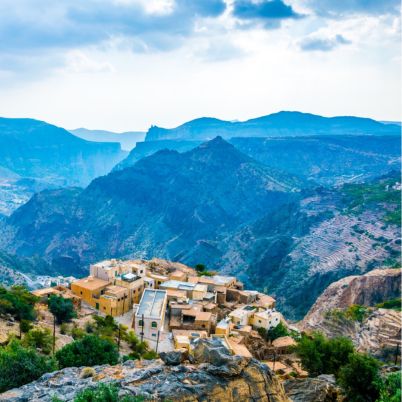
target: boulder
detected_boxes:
[159,348,188,366]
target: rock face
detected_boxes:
[0,339,290,402]
[300,269,401,357]
[284,375,344,402]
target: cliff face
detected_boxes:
[0,339,290,402]
[300,269,401,357]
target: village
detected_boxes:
[26,258,306,378]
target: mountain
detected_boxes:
[0,118,127,215]
[145,111,401,141]
[1,139,399,319]
[0,137,302,272]
[299,268,401,358]
[117,135,401,186]
[70,128,145,151]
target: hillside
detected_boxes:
[116,135,400,186]
[0,118,127,215]
[0,137,302,273]
[70,128,145,151]
[145,111,400,141]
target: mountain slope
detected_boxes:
[1,137,302,271]
[0,118,127,214]
[145,111,400,141]
[70,128,145,151]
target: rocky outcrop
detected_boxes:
[284,375,344,402]
[299,269,401,357]
[0,339,290,402]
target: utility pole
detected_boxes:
[394,343,399,365]
[52,314,56,355]
[141,314,144,343]
[155,330,160,354]
[117,325,121,353]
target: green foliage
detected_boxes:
[338,353,381,402]
[71,326,86,339]
[0,339,57,393]
[20,319,33,334]
[23,327,53,355]
[92,315,119,341]
[294,332,354,377]
[60,322,70,335]
[376,298,401,311]
[344,305,369,322]
[0,285,38,321]
[378,371,402,402]
[48,295,76,325]
[125,331,152,360]
[55,335,119,369]
[195,264,206,273]
[266,322,289,342]
[74,382,144,402]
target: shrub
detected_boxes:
[60,322,70,335]
[294,332,354,377]
[266,322,289,342]
[20,319,33,334]
[0,339,57,393]
[378,371,402,402]
[0,285,38,321]
[48,295,76,325]
[195,264,206,273]
[376,298,401,311]
[125,331,151,360]
[345,305,368,322]
[23,327,54,355]
[71,326,86,339]
[56,335,119,368]
[338,352,381,402]
[79,367,96,379]
[74,383,145,402]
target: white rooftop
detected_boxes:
[136,289,167,319]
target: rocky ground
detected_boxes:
[0,338,290,402]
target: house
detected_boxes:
[229,305,256,326]
[172,329,208,350]
[71,277,109,310]
[98,285,130,316]
[147,273,169,289]
[32,286,81,308]
[114,273,144,305]
[251,309,281,330]
[160,280,207,300]
[133,289,167,341]
[169,270,187,282]
[272,336,297,354]
[215,318,231,336]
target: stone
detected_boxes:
[159,348,188,366]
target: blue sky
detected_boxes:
[0,0,400,131]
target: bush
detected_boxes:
[20,319,33,334]
[195,264,206,273]
[48,295,76,325]
[294,332,354,377]
[378,371,401,402]
[0,285,38,321]
[338,353,381,402]
[74,383,144,402]
[55,335,119,368]
[0,339,57,393]
[266,322,289,342]
[23,327,54,355]
[71,325,86,340]
[125,331,151,360]
[345,305,368,322]
[60,322,70,335]
[79,367,96,379]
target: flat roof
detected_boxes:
[136,289,167,318]
[161,280,196,291]
[72,277,109,291]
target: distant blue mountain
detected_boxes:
[146,111,401,141]
[70,128,145,151]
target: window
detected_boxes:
[258,320,261,323]
[152,333,156,337]
[80,291,83,295]
[104,307,106,310]
[201,324,206,328]
[151,321,157,328]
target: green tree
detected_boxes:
[125,331,151,360]
[265,322,289,342]
[338,353,381,402]
[294,332,354,377]
[378,371,401,402]
[55,335,119,368]
[0,339,57,393]
[0,285,38,321]
[48,295,76,325]
[19,319,33,335]
[23,327,54,355]
[195,264,205,273]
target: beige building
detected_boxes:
[98,285,130,316]
[251,309,281,330]
[71,277,109,310]
[229,305,256,326]
[114,273,145,305]
[160,280,207,300]
[134,289,167,341]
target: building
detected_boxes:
[133,289,167,341]
[172,329,208,350]
[272,336,297,354]
[251,309,281,330]
[98,285,130,316]
[160,280,207,300]
[90,259,148,282]
[114,273,144,304]
[147,273,169,289]
[229,305,256,326]
[71,277,109,310]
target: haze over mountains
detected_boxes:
[0,111,400,318]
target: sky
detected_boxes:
[0,0,400,132]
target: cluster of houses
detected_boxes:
[34,259,294,359]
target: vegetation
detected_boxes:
[338,353,381,402]
[55,335,119,369]
[73,383,144,402]
[125,331,156,360]
[0,339,57,393]
[48,295,76,324]
[0,285,38,321]
[378,371,402,402]
[376,298,401,311]
[23,327,53,355]
[194,264,214,276]
[257,322,289,342]
[344,305,369,322]
[294,332,354,377]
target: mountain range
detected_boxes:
[145,111,400,141]
[0,136,399,318]
[0,118,127,215]
[70,128,145,151]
